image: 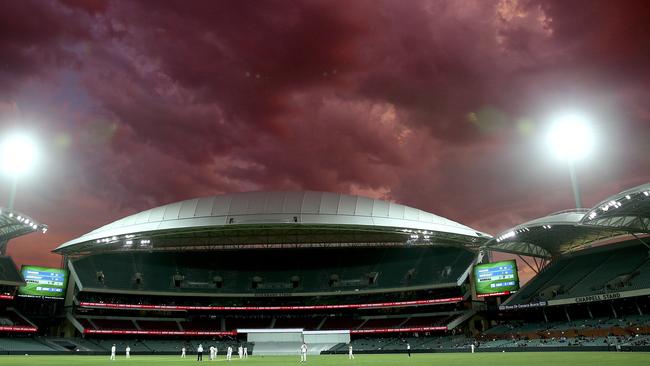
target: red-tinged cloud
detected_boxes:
[1,0,650,276]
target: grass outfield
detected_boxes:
[0,353,649,366]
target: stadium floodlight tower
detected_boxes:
[0,132,38,210]
[546,113,594,209]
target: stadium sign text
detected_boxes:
[350,326,447,334]
[499,301,547,310]
[574,293,621,303]
[546,288,650,306]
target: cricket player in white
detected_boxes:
[181,347,186,358]
[227,346,232,361]
[126,345,131,358]
[238,346,243,359]
[110,344,116,360]
[214,346,218,360]
[300,343,308,362]
[243,347,248,358]
[209,346,214,360]
[348,344,354,359]
[470,343,475,353]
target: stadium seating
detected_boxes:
[137,320,181,331]
[353,314,455,330]
[89,339,245,354]
[328,334,473,352]
[136,338,248,354]
[272,316,324,329]
[74,310,468,334]
[359,317,407,329]
[486,315,650,334]
[0,310,36,329]
[94,339,151,352]
[90,318,137,330]
[76,285,466,309]
[400,314,452,327]
[0,337,55,352]
[48,337,106,352]
[506,242,650,305]
[0,256,22,284]
[181,318,223,331]
[71,246,475,295]
[319,316,365,330]
[332,313,650,352]
[225,316,273,330]
[141,339,187,352]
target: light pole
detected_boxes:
[546,114,594,209]
[0,132,38,210]
[8,176,18,211]
[567,159,581,209]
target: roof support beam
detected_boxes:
[517,254,539,274]
[631,232,650,250]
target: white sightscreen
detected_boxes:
[303,331,350,344]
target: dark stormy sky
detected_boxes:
[1,0,650,282]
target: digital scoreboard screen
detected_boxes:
[18,266,68,299]
[474,260,519,297]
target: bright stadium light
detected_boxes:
[1,132,37,177]
[0,132,39,210]
[545,113,595,209]
[546,114,594,161]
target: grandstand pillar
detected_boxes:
[587,305,593,319]
[631,233,650,251]
[610,303,618,319]
[635,301,643,316]
[542,308,548,323]
[64,262,77,309]
[564,307,571,322]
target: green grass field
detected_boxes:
[0,353,649,366]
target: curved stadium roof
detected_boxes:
[55,191,491,255]
[581,182,650,233]
[0,208,47,286]
[485,182,650,259]
[0,207,48,255]
[486,209,627,259]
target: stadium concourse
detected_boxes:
[1,186,650,356]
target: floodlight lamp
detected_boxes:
[0,133,38,177]
[546,114,594,162]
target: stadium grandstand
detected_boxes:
[2,186,650,356]
[494,183,650,309]
[0,208,47,340]
[51,191,486,355]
